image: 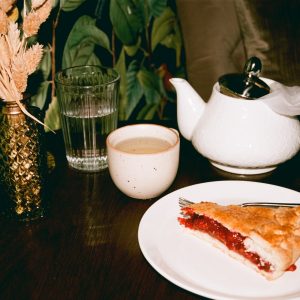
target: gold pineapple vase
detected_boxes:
[0,101,47,221]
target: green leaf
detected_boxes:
[137,68,161,105]
[151,7,175,51]
[60,0,87,12]
[44,96,61,132]
[160,30,182,67]
[136,103,159,120]
[110,0,143,45]
[124,37,141,56]
[39,46,51,80]
[86,53,101,65]
[30,81,50,109]
[137,68,160,91]
[52,0,60,8]
[115,48,127,120]
[147,0,167,17]
[62,15,110,68]
[126,60,143,118]
[132,0,166,25]
[136,0,147,27]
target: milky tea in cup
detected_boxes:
[106,124,180,199]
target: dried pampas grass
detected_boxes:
[0,0,16,14]
[23,0,52,37]
[0,9,8,35]
[0,0,52,127]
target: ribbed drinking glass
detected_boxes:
[55,65,120,172]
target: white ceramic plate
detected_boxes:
[138,181,300,300]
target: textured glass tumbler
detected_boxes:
[55,65,120,172]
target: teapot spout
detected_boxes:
[170,78,206,140]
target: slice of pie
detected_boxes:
[178,201,300,280]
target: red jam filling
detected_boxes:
[179,209,297,272]
[286,264,297,272]
[179,210,275,272]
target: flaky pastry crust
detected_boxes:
[188,202,300,273]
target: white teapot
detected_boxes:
[170,57,300,174]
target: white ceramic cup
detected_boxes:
[107,124,180,199]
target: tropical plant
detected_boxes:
[30,0,185,131]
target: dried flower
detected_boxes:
[0,36,10,67]
[24,44,44,75]
[12,61,28,93]
[23,0,52,37]
[0,8,8,34]
[0,0,16,14]
[0,22,23,101]
[32,0,47,9]
[8,6,19,23]
[0,0,52,127]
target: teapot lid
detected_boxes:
[218,57,270,99]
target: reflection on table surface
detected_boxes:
[0,124,299,300]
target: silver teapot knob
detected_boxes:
[244,56,262,77]
[219,56,270,100]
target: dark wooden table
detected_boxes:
[0,124,300,300]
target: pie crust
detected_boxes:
[179,202,300,280]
